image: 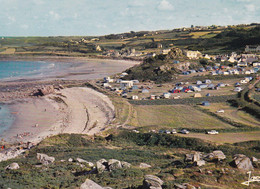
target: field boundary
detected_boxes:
[129,95,237,105]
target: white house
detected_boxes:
[184,50,202,59]
[120,81,134,88]
[163,93,171,99]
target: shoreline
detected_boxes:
[0,57,139,145]
[0,56,140,82]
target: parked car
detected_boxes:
[171,129,177,134]
[207,130,219,135]
[180,129,189,134]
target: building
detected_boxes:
[245,45,260,53]
[120,81,134,88]
[184,50,202,59]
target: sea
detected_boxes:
[0,60,73,80]
[0,60,73,136]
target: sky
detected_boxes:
[0,0,259,36]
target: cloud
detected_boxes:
[49,11,60,20]
[245,4,256,12]
[158,0,174,11]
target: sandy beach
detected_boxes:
[0,57,139,144]
[0,87,115,144]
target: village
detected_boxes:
[98,45,260,99]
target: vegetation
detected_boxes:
[0,133,259,188]
[128,105,233,130]
[129,95,236,105]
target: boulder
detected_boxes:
[139,163,152,169]
[96,159,108,173]
[5,162,20,170]
[251,157,258,162]
[121,161,131,168]
[37,85,55,96]
[185,154,193,162]
[108,159,122,171]
[174,183,196,189]
[76,158,94,167]
[143,175,164,189]
[195,160,205,167]
[233,154,254,171]
[192,152,201,162]
[80,179,104,189]
[208,150,226,161]
[37,153,55,165]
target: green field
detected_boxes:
[128,105,234,130]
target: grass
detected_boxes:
[0,48,16,54]
[178,131,260,144]
[128,105,233,129]
[200,102,260,127]
[189,32,211,39]
[110,97,131,125]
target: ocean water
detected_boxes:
[0,104,14,135]
[0,60,72,80]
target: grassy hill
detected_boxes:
[1,24,259,56]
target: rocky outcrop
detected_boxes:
[35,85,55,96]
[96,159,108,173]
[37,153,55,165]
[142,175,164,189]
[139,163,152,169]
[96,159,131,173]
[80,179,104,189]
[166,47,184,59]
[5,162,20,170]
[207,150,226,161]
[185,152,205,167]
[232,154,254,171]
[121,161,131,168]
[195,160,206,167]
[108,159,122,171]
[76,158,94,167]
[0,148,26,162]
[174,183,196,189]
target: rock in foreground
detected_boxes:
[37,153,55,165]
[232,154,254,171]
[143,175,164,189]
[80,179,104,189]
[5,162,20,170]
